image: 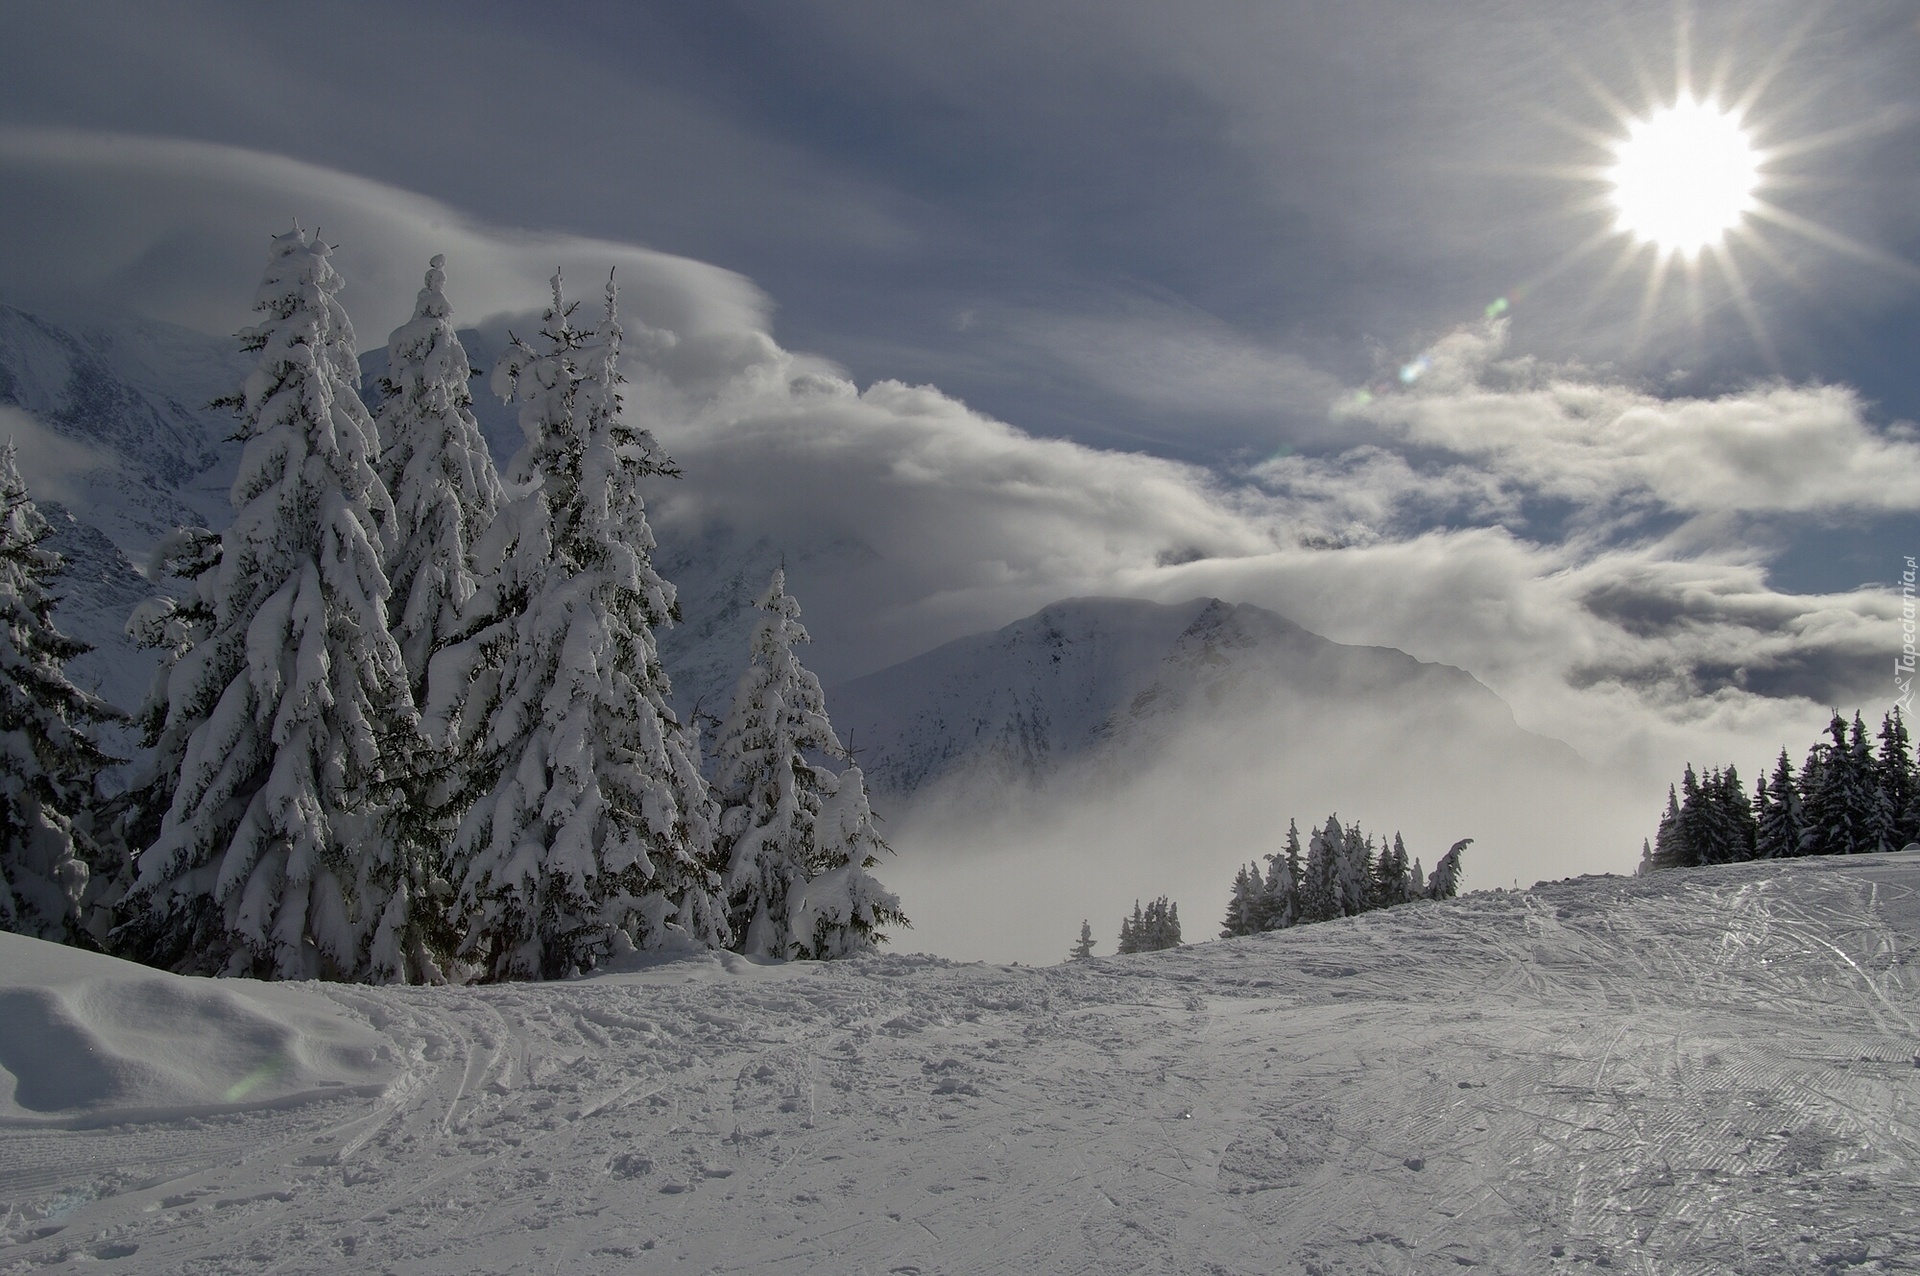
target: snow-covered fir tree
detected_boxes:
[1648,764,1756,869]
[713,568,903,958]
[1333,823,1374,917]
[1161,898,1181,947]
[1221,863,1262,938]
[1876,709,1917,848]
[1223,816,1473,927]
[120,227,418,981]
[426,272,724,980]
[1702,766,1756,864]
[1755,751,1802,859]
[788,761,906,958]
[1674,764,1707,867]
[1371,831,1413,908]
[1650,784,1682,869]
[0,445,115,944]
[1069,918,1095,960]
[1423,838,1471,900]
[375,254,504,702]
[368,255,506,979]
[1648,709,1920,871]
[1259,818,1303,930]
[102,527,224,954]
[1300,816,1341,923]
[1803,713,1868,856]
[1118,897,1180,953]
[1853,712,1898,855]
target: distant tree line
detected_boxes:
[1643,708,1920,870]
[1220,816,1470,939]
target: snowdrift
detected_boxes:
[0,933,394,1127]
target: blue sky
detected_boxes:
[3,0,1920,816]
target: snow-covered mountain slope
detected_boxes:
[3,853,1916,1273]
[0,303,242,556]
[0,304,245,720]
[829,595,1572,801]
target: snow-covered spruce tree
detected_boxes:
[1876,709,1917,848]
[1221,863,1262,938]
[1121,895,1180,951]
[1299,816,1340,923]
[1423,838,1471,900]
[1852,712,1898,855]
[1758,748,1797,855]
[370,255,505,976]
[115,528,220,885]
[376,255,504,703]
[1674,764,1708,867]
[1156,897,1181,948]
[1259,818,1302,930]
[119,227,419,981]
[712,569,903,959]
[1334,823,1374,917]
[1069,918,1095,960]
[0,445,116,944]
[789,761,907,958]
[1798,715,1846,855]
[1648,783,1683,870]
[1698,765,1757,864]
[428,273,723,981]
[1371,832,1412,909]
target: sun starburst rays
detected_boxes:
[1524,19,1916,368]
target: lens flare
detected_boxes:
[1608,97,1761,257]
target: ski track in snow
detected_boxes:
[4,855,1919,1274]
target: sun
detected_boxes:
[1607,96,1761,257]
[1501,22,1920,367]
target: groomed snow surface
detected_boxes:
[4,854,1918,1274]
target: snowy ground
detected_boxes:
[3,854,1918,1275]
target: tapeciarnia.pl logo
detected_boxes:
[1899,556,1917,712]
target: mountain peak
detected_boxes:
[828,594,1542,800]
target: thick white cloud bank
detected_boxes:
[2,129,1910,948]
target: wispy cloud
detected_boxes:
[1330,324,1920,524]
[0,127,773,351]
